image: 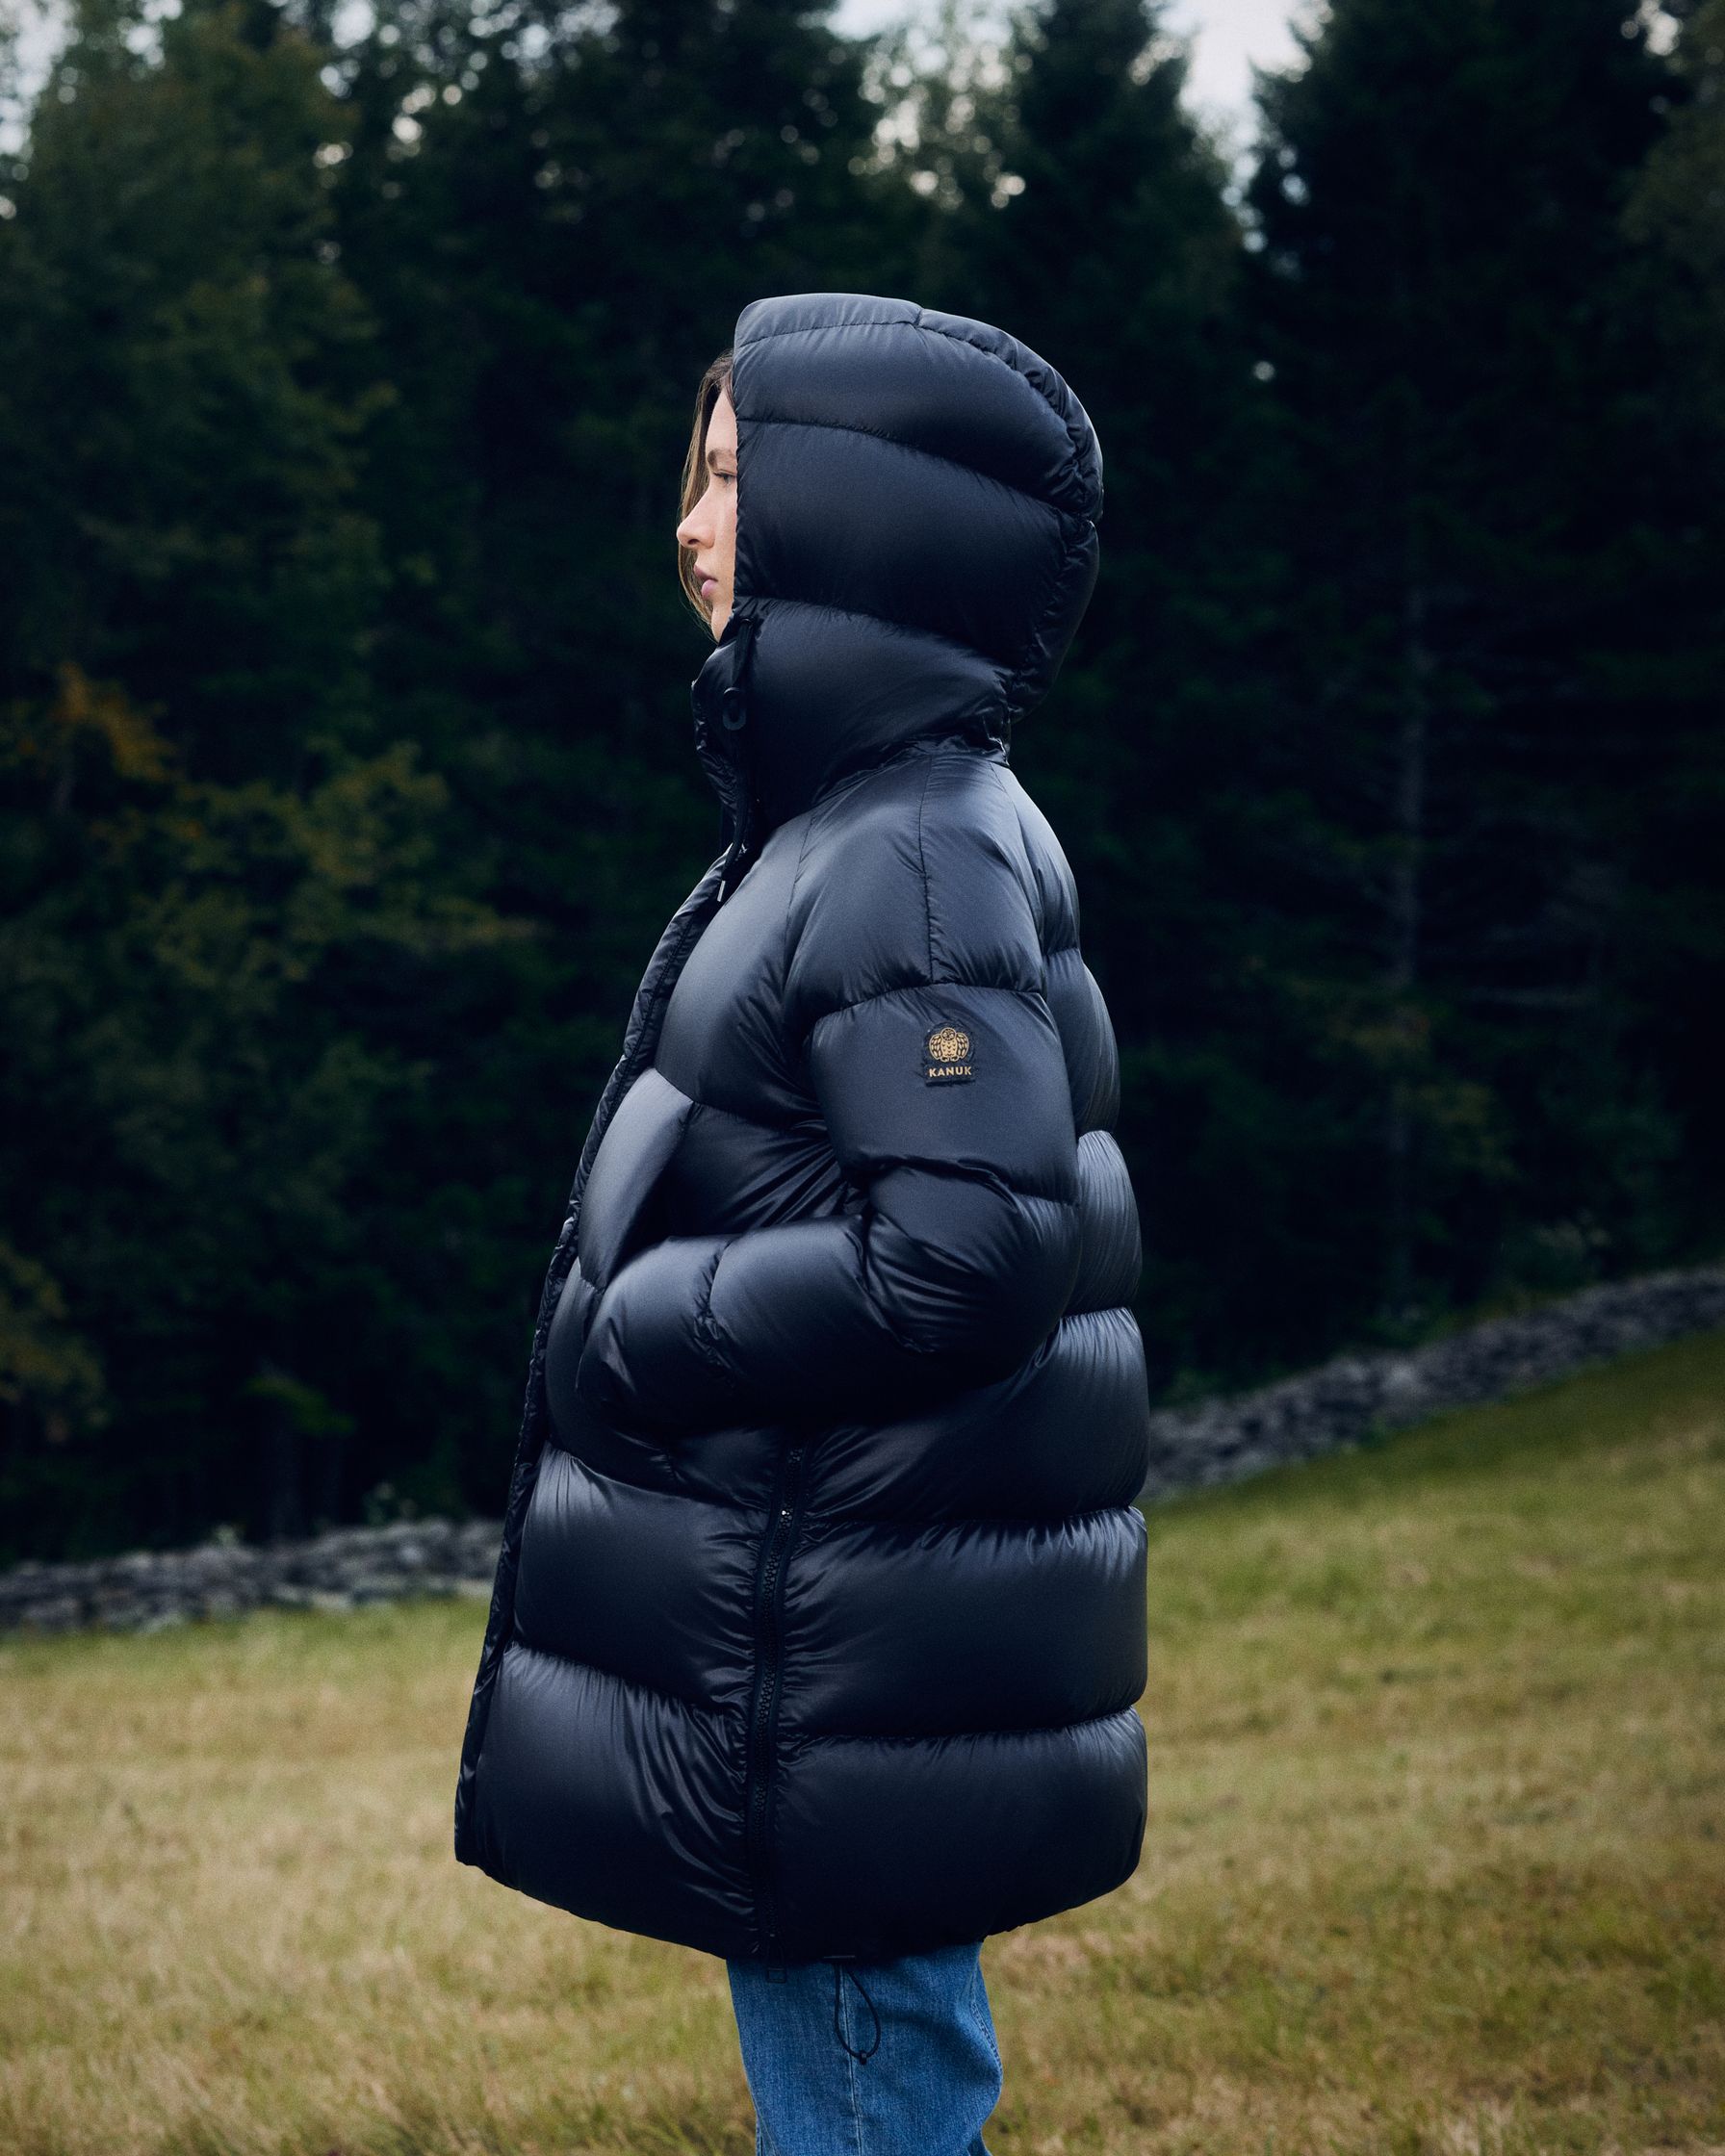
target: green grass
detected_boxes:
[3,1329,1724,2155]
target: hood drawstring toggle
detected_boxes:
[830,1959,883,2064]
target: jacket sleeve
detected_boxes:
[574,766,1084,1432]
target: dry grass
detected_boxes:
[3,1329,1723,2155]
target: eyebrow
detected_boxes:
[706,446,736,470]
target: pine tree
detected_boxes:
[1245,0,1691,1334]
[0,0,388,783]
[0,0,500,1554]
[1611,0,1725,1251]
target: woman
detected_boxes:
[453,292,1151,2156]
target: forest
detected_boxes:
[1,0,1720,1561]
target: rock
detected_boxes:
[0,1513,510,1635]
[1139,1261,1725,1503]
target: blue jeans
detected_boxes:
[726,1941,1001,2156]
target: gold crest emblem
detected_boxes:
[923,1023,976,1084]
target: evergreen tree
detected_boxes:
[1245,0,1696,1336]
[0,0,501,1555]
[0,0,387,783]
[1613,0,1725,1248]
[4,0,1720,1556]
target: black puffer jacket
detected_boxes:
[453,292,1150,1966]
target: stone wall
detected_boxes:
[5,1261,1724,1634]
[1138,1260,1725,1504]
[0,1517,502,1637]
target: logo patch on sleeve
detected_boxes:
[923,1023,975,1084]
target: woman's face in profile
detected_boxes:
[676,386,737,640]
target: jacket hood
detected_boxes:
[691,292,1104,897]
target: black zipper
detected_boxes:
[743,1438,807,1964]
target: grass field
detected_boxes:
[3,1329,1723,2156]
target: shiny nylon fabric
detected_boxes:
[452,293,1150,1964]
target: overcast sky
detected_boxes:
[5,0,1306,150]
[1164,0,1304,117]
[837,0,1307,139]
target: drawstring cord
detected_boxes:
[830,1960,882,2063]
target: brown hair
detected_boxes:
[677,348,734,628]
